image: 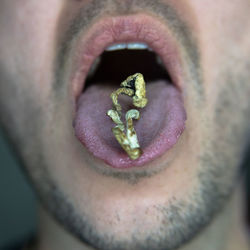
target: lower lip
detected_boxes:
[71,14,186,168]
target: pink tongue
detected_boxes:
[74,80,186,168]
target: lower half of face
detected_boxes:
[0,1,250,250]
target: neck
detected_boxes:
[34,184,249,250]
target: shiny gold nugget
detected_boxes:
[107,73,148,160]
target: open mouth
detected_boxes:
[72,15,187,168]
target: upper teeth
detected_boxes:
[105,42,151,51]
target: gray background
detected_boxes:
[0,129,36,248]
[0,128,249,248]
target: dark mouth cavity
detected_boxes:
[84,50,172,90]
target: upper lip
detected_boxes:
[69,13,184,104]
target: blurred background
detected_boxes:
[0,127,249,248]
[0,129,36,248]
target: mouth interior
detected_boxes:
[74,48,186,167]
[84,50,172,89]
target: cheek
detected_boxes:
[0,0,64,100]
[189,0,250,109]
[0,0,67,160]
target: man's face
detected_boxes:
[0,1,250,249]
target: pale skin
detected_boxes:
[0,1,250,250]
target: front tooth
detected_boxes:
[105,42,151,51]
[105,43,127,51]
[127,43,149,50]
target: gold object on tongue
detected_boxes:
[107,73,148,160]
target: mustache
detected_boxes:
[54,0,202,100]
[66,0,193,45]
